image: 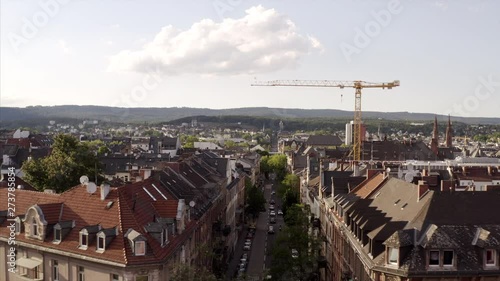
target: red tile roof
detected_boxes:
[351,173,387,199]
[0,177,199,266]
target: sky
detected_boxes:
[1,0,499,118]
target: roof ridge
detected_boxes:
[116,190,129,265]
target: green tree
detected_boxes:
[242,133,252,141]
[270,205,321,281]
[224,140,237,148]
[267,154,288,181]
[245,179,266,219]
[169,263,219,281]
[278,174,300,216]
[143,129,162,137]
[181,135,200,148]
[22,134,103,193]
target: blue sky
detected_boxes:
[1,0,499,118]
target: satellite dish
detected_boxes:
[189,201,196,208]
[80,176,89,185]
[404,172,417,183]
[86,182,97,194]
[386,168,391,173]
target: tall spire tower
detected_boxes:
[445,115,453,148]
[431,116,439,155]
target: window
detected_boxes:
[388,247,399,265]
[53,260,59,281]
[111,273,119,281]
[97,236,105,251]
[15,220,22,234]
[135,241,146,256]
[443,250,454,266]
[80,233,88,249]
[54,228,61,242]
[31,217,38,237]
[161,228,168,246]
[136,275,148,281]
[429,250,440,266]
[78,266,85,281]
[486,249,497,266]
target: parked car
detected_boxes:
[270,217,276,224]
[243,244,251,251]
[277,209,283,215]
[269,205,275,210]
[270,199,275,204]
[268,225,275,234]
[291,249,299,258]
[270,210,276,216]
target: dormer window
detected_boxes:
[388,247,399,265]
[161,228,169,246]
[14,216,24,234]
[443,250,454,266]
[54,228,62,242]
[486,249,497,266]
[125,228,148,256]
[96,227,117,253]
[97,236,105,251]
[31,217,38,237]
[429,250,440,266]
[80,233,88,249]
[53,220,75,244]
[135,241,146,256]
[79,225,101,250]
[428,250,455,268]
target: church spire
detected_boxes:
[431,116,439,155]
[445,115,453,148]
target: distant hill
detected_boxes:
[1,105,499,125]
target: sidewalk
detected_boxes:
[225,226,249,280]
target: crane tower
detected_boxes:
[251,79,400,161]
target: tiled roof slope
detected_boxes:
[0,177,202,266]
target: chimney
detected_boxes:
[440,180,454,192]
[367,169,380,179]
[100,183,110,200]
[353,162,360,177]
[487,166,493,176]
[462,166,467,176]
[417,180,429,201]
[413,228,419,246]
[422,169,428,177]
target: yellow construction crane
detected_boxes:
[251,79,400,161]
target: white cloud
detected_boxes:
[432,0,449,11]
[110,24,120,29]
[57,39,72,54]
[107,40,113,45]
[108,6,323,76]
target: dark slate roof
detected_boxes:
[293,153,307,170]
[409,189,500,230]
[306,135,342,146]
[226,178,239,190]
[400,225,500,273]
[322,171,354,194]
[361,140,438,161]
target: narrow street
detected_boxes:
[226,181,283,280]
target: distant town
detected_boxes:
[1,113,499,281]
